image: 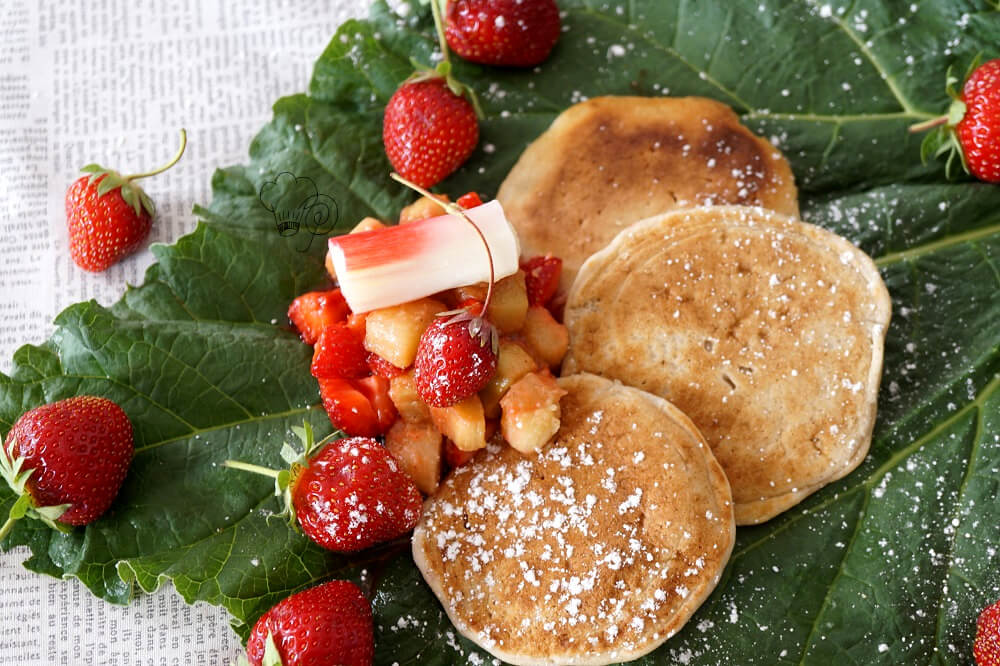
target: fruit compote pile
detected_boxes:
[287,193,568,496]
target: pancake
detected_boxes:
[563,206,891,525]
[496,96,799,287]
[412,373,734,666]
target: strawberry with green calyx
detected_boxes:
[390,173,500,407]
[223,422,422,552]
[910,57,1000,183]
[383,0,482,187]
[66,129,187,271]
[240,580,374,666]
[0,396,134,541]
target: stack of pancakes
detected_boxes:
[413,96,891,665]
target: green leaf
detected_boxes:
[1,1,999,664]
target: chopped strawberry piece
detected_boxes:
[311,324,369,379]
[318,378,389,437]
[444,438,477,469]
[367,352,406,379]
[346,312,367,340]
[521,255,562,307]
[288,289,350,344]
[456,191,483,208]
[353,375,398,433]
[457,297,485,317]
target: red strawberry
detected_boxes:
[456,191,483,208]
[367,352,406,379]
[911,58,1000,183]
[413,312,498,407]
[226,425,421,555]
[318,377,397,437]
[958,58,1000,183]
[66,130,186,272]
[977,599,1000,666]
[311,324,369,379]
[444,0,561,68]
[521,254,562,307]
[0,396,133,538]
[383,78,479,188]
[288,289,350,345]
[293,436,421,551]
[245,580,373,666]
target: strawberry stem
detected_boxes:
[123,129,188,181]
[222,459,281,479]
[389,173,496,312]
[909,115,948,133]
[430,0,450,65]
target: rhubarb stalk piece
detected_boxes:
[328,200,520,313]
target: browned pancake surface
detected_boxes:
[412,374,734,665]
[563,207,891,524]
[497,96,799,286]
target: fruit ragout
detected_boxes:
[288,192,569,498]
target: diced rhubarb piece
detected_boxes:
[389,371,432,423]
[480,340,538,418]
[430,395,487,452]
[288,289,350,344]
[500,370,566,455]
[318,377,381,437]
[367,352,405,379]
[521,255,562,307]
[364,298,446,369]
[385,420,443,495]
[444,438,477,469]
[456,192,483,208]
[328,200,520,313]
[399,194,450,224]
[311,323,369,379]
[486,271,528,334]
[354,375,398,433]
[521,305,569,368]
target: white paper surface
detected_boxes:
[0,0,368,662]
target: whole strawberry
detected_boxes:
[0,396,134,539]
[977,599,1000,666]
[244,580,373,666]
[911,58,1000,183]
[444,0,561,67]
[383,77,479,188]
[957,58,1000,183]
[66,130,186,271]
[224,424,422,552]
[414,312,498,407]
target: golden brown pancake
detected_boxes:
[412,373,734,665]
[563,206,891,525]
[497,96,799,287]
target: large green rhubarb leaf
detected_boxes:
[2,0,999,663]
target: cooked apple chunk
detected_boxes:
[480,340,538,418]
[500,371,566,455]
[430,395,487,452]
[389,371,431,423]
[385,420,442,495]
[521,305,569,368]
[364,298,445,368]
[486,271,529,334]
[399,194,449,224]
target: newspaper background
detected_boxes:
[0,0,370,662]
